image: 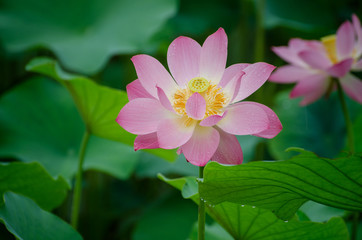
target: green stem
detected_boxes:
[335,78,355,154]
[335,78,358,239]
[71,131,90,229]
[198,166,205,240]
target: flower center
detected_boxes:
[188,77,210,93]
[172,78,228,125]
[321,35,338,64]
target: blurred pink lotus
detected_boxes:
[270,14,362,105]
[117,28,282,166]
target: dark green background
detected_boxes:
[0,0,361,239]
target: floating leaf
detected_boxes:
[200,149,362,220]
[0,78,139,181]
[159,174,349,240]
[0,192,82,240]
[26,57,176,161]
[0,162,68,211]
[0,0,177,74]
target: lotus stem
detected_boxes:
[335,78,355,154]
[198,166,205,240]
[71,130,90,229]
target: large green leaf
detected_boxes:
[26,57,133,145]
[26,57,176,161]
[207,203,348,240]
[159,174,349,240]
[200,149,362,220]
[268,91,361,160]
[0,77,139,181]
[0,0,177,74]
[0,162,68,211]
[0,192,82,240]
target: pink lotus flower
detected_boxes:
[116,28,282,166]
[270,14,362,105]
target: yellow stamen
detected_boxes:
[172,79,229,121]
[204,85,228,118]
[188,77,210,93]
[173,88,192,116]
[182,116,194,127]
[321,35,338,64]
